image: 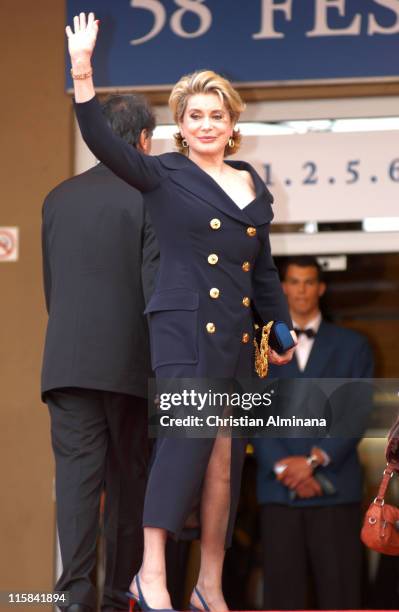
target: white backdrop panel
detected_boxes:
[234,131,399,223]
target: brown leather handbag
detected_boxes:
[361,416,399,555]
[361,464,399,555]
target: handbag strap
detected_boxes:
[386,415,399,468]
[374,463,396,505]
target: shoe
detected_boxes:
[189,587,210,611]
[126,574,176,612]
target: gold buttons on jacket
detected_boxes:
[210,218,221,230]
[206,322,216,334]
[242,297,251,307]
[246,226,257,237]
[210,288,220,299]
[208,253,219,265]
[242,261,251,272]
[242,332,250,344]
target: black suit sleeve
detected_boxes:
[74,96,168,193]
[41,201,51,313]
[141,208,160,305]
[252,230,292,327]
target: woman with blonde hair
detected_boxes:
[66,13,295,612]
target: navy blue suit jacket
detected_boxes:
[75,97,291,378]
[254,321,374,506]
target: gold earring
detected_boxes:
[228,136,235,148]
[182,137,188,148]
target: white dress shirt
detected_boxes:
[292,312,322,372]
[290,311,330,466]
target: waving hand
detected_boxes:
[66,12,98,102]
[66,12,99,62]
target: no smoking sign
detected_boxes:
[0,227,19,262]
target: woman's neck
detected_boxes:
[188,150,226,175]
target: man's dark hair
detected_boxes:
[100,94,156,147]
[281,256,324,282]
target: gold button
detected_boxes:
[242,332,250,344]
[242,297,250,307]
[210,218,221,230]
[242,261,251,272]
[210,288,220,299]
[246,226,257,237]
[206,322,216,334]
[208,253,219,265]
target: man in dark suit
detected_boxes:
[254,256,373,611]
[41,95,158,612]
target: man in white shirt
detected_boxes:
[254,256,374,610]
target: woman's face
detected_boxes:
[179,93,233,158]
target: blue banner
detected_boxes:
[66,0,399,90]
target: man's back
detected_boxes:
[42,93,158,612]
[42,163,158,398]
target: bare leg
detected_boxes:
[192,434,231,611]
[129,527,172,609]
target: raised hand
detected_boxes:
[66,12,99,63]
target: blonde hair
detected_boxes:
[168,70,246,157]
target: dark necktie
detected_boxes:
[294,328,316,339]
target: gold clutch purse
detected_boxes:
[253,321,274,379]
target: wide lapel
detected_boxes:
[159,153,273,226]
[303,321,334,377]
[228,160,275,226]
[170,165,248,223]
[242,192,274,226]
